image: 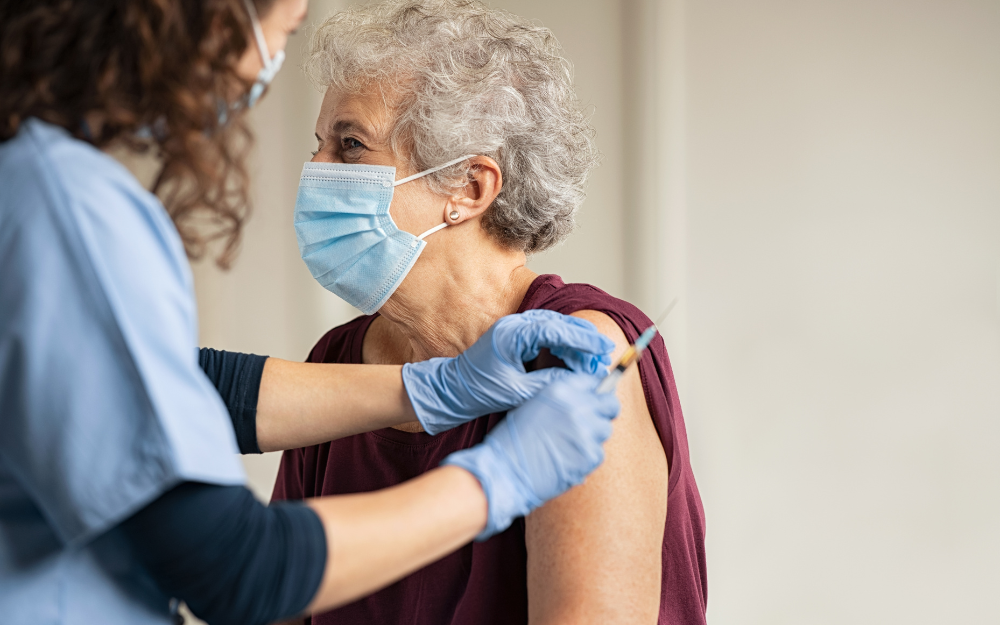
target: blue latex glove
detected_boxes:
[443,372,621,540]
[402,310,615,435]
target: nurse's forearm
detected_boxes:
[255,358,418,452]
[304,464,487,612]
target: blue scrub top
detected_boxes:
[0,120,245,623]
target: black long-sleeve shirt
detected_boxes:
[116,348,326,625]
[197,347,268,454]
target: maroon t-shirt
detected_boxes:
[272,274,707,624]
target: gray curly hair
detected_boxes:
[304,0,599,254]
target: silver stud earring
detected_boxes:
[449,210,460,221]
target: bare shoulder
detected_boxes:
[526,308,668,625]
[569,310,630,359]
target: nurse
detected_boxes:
[0,1,620,624]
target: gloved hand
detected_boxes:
[402,310,614,435]
[443,372,620,540]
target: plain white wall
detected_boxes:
[683,0,1000,622]
[187,0,1000,621]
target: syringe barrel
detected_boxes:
[596,368,624,394]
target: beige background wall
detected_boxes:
[682,1,1000,622]
[192,0,1000,622]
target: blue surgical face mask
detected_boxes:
[294,155,476,315]
[243,0,285,109]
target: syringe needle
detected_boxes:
[653,297,679,329]
[596,297,679,394]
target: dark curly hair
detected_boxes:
[0,0,277,267]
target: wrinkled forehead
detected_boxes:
[315,83,403,145]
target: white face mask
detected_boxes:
[293,155,476,315]
[242,0,285,108]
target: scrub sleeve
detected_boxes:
[0,119,245,623]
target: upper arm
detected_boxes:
[525,310,668,625]
[119,482,326,625]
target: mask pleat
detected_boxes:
[293,157,467,315]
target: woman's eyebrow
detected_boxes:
[330,120,375,143]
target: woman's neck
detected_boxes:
[373,237,538,363]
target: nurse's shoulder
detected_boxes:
[0,118,243,550]
[0,118,191,288]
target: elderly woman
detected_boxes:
[273,1,706,624]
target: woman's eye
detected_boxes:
[342,137,365,151]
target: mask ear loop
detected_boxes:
[243,0,274,69]
[393,154,478,187]
[411,222,450,247]
[395,154,478,247]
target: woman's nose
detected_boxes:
[310,148,341,164]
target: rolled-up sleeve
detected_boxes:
[198,348,269,454]
[0,120,244,548]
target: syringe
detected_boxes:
[596,325,659,393]
[595,298,677,394]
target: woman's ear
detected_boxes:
[445,156,502,224]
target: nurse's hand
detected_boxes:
[443,372,620,539]
[402,310,615,435]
